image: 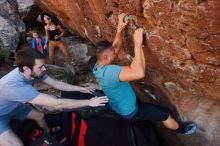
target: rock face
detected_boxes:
[52,35,96,72]
[17,0,35,19]
[36,0,220,146]
[0,0,26,52]
[0,0,41,53]
[61,36,95,63]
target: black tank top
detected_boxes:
[47,25,61,41]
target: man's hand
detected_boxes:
[117,13,128,32]
[134,28,144,48]
[79,86,96,94]
[88,96,109,107]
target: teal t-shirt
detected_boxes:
[93,62,136,116]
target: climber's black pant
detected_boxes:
[61,90,170,121]
[122,99,170,121]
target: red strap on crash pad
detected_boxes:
[78,119,87,146]
[70,113,76,143]
[70,112,87,146]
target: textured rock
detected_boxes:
[36,0,220,146]
[0,0,41,53]
[0,0,25,51]
[54,35,96,72]
[17,0,35,19]
[61,36,95,63]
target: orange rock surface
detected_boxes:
[37,0,220,145]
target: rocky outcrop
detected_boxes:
[0,0,26,52]
[36,0,220,146]
[52,35,96,73]
[17,0,35,19]
[0,0,42,54]
[17,0,42,29]
[61,36,95,64]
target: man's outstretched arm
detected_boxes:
[30,93,108,109]
[119,28,146,82]
[112,13,128,54]
[43,76,94,93]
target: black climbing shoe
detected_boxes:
[176,122,197,135]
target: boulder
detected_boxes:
[36,1,220,146]
[17,0,35,19]
[0,0,25,52]
[61,36,95,63]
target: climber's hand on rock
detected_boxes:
[134,28,144,48]
[117,13,128,31]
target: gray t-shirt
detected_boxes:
[0,67,48,116]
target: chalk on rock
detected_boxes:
[144,89,158,100]
[125,54,133,62]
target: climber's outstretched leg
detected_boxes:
[123,100,197,135]
[162,115,179,130]
[162,115,197,135]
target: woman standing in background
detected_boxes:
[43,15,74,65]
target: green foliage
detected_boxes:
[0,39,11,61]
[0,49,11,61]
[57,71,84,84]
[47,68,83,84]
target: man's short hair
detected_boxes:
[15,48,45,72]
[95,40,112,55]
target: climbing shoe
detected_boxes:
[176,122,197,135]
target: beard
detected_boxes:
[30,71,46,79]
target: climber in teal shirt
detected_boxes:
[93,63,136,116]
[93,13,197,134]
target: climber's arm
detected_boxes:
[119,28,146,82]
[112,13,128,54]
[141,41,146,70]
